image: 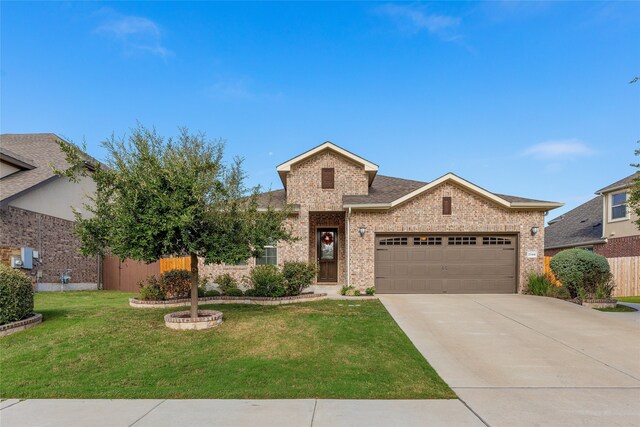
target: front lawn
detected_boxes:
[617,296,640,304]
[0,291,453,399]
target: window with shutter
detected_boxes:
[321,168,334,189]
[443,197,452,215]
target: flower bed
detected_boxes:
[580,298,617,309]
[164,310,223,331]
[0,313,43,337]
[130,292,328,308]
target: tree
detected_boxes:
[629,141,640,229]
[55,125,293,318]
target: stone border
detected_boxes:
[130,292,327,308]
[582,299,617,309]
[164,310,223,331]
[0,313,43,337]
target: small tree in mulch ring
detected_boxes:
[54,124,293,319]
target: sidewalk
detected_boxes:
[0,399,484,427]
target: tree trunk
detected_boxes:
[190,252,199,319]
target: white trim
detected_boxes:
[608,191,630,223]
[345,173,564,211]
[276,142,378,186]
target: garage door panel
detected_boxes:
[375,234,517,294]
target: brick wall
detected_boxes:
[349,182,545,292]
[544,235,640,258]
[0,206,98,283]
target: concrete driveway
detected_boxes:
[380,294,640,427]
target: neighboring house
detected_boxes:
[203,142,563,294]
[544,172,640,296]
[0,133,99,291]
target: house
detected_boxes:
[202,142,563,294]
[544,172,640,296]
[0,133,99,291]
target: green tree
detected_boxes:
[55,125,292,318]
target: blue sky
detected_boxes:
[2,1,639,219]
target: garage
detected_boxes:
[375,234,517,294]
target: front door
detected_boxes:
[317,228,338,282]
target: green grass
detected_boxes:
[0,291,454,399]
[595,304,638,312]
[616,296,640,304]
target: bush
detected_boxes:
[138,276,165,301]
[550,249,611,299]
[225,288,244,297]
[248,265,285,297]
[243,288,258,297]
[205,289,221,297]
[354,290,361,296]
[215,273,239,295]
[0,265,34,325]
[526,273,553,296]
[365,287,375,296]
[340,285,357,296]
[282,262,318,296]
[162,269,192,299]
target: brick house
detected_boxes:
[203,142,563,294]
[0,133,99,290]
[545,172,640,295]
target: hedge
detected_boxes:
[0,264,34,325]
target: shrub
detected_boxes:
[365,287,375,296]
[225,288,244,297]
[282,262,318,296]
[0,265,34,325]
[138,276,165,301]
[547,285,570,300]
[243,288,258,297]
[549,249,611,298]
[161,269,192,299]
[205,289,221,297]
[340,285,357,296]
[248,265,285,297]
[215,273,239,295]
[526,273,553,296]
[354,290,361,296]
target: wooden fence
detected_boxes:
[160,257,191,273]
[102,256,160,293]
[543,255,639,297]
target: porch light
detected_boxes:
[358,226,367,237]
[531,226,540,235]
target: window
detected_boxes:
[256,246,277,265]
[448,236,476,245]
[483,236,511,245]
[442,197,452,215]
[610,192,628,220]
[321,168,334,189]
[379,237,408,246]
[414,236,442,246]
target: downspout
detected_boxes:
[346,207,351,286]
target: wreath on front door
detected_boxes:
[321,232,334,245]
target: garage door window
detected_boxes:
[414,236,442,245]
[379,237,408,246]
[448,236,476,245]
[482,236,512,245]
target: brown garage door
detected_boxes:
[375,234,517,294]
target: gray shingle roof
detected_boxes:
[544,196,604,249]
[0,133,71,204]
[596,171,640,194]
[342,175,427,205]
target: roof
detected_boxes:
[276,142,378,186]
[544,196,605,249]
[258,172,562,211]
[596,171,640,194]
[0,133,75,205]
[342,175,427,205]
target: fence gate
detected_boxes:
[102,256,160,293]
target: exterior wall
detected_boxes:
[9,175,96,222]
[602,190,639,239]
[0,206,99,284]
[348,182,545,292]
[544,235,640,258]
